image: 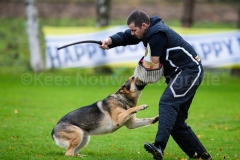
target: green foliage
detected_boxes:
[0,70,239,159]
[0,18,29,68]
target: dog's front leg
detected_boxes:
[125,115,159,129]
[116,104,149,127]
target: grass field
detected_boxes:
[0,68,239,160]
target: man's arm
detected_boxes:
[100,29,141,49]
[148,32,167,64]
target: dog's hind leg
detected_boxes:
[53,124,83,156]
[62,125,84,156]
[74,133,90,156]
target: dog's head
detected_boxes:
[115,76,146,94]
[114,76,147,107]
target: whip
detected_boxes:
[57,40,102,50]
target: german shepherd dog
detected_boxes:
[51,76,158,156]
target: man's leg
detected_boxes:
[145,67,204,159]
[153,67,204,150]
[144,86,180,160]
[154,90,181,150]
[171,95,211,159]
[171,122,211,159]
[144,86,182,160]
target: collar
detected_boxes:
[109,95,129,110]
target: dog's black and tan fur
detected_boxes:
[51,76,158,156]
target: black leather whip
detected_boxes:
[57,40,102,50]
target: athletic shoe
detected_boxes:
[144,142,163,160]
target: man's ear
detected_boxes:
[142,23,148,29]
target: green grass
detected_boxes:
[0,69,239,160]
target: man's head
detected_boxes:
[127,10,150,39]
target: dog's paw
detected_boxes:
[151,115,159,124]
[140,104,149,110]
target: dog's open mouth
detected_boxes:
[135,83,146,90]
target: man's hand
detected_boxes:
[99,37,112,50]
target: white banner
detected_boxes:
[184,31,240,67]
[45,26,240,69]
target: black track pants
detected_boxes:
[154,64,208,157]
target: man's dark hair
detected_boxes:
[127,10,150,27]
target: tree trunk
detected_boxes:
[95,0,113,74]
[231,68,240,77]
[25,0,44,72]
[230,2,240,77]
[181,0,195,28]
[96,0,111,27]
[237,4,240,29]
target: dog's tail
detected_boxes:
[51,123,83,150]
[51,123,69,149]
[51,128,55,140]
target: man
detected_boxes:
[99,10,212,160]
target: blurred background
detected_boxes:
[0,0,239,75]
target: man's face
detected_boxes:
[128,22,147,39]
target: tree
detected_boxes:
[231,0,240,76]
[25,0,44,72]
[95,0,113,74]
[181,0,195,28]
[238,4,240,29]
[96,0,111,27]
